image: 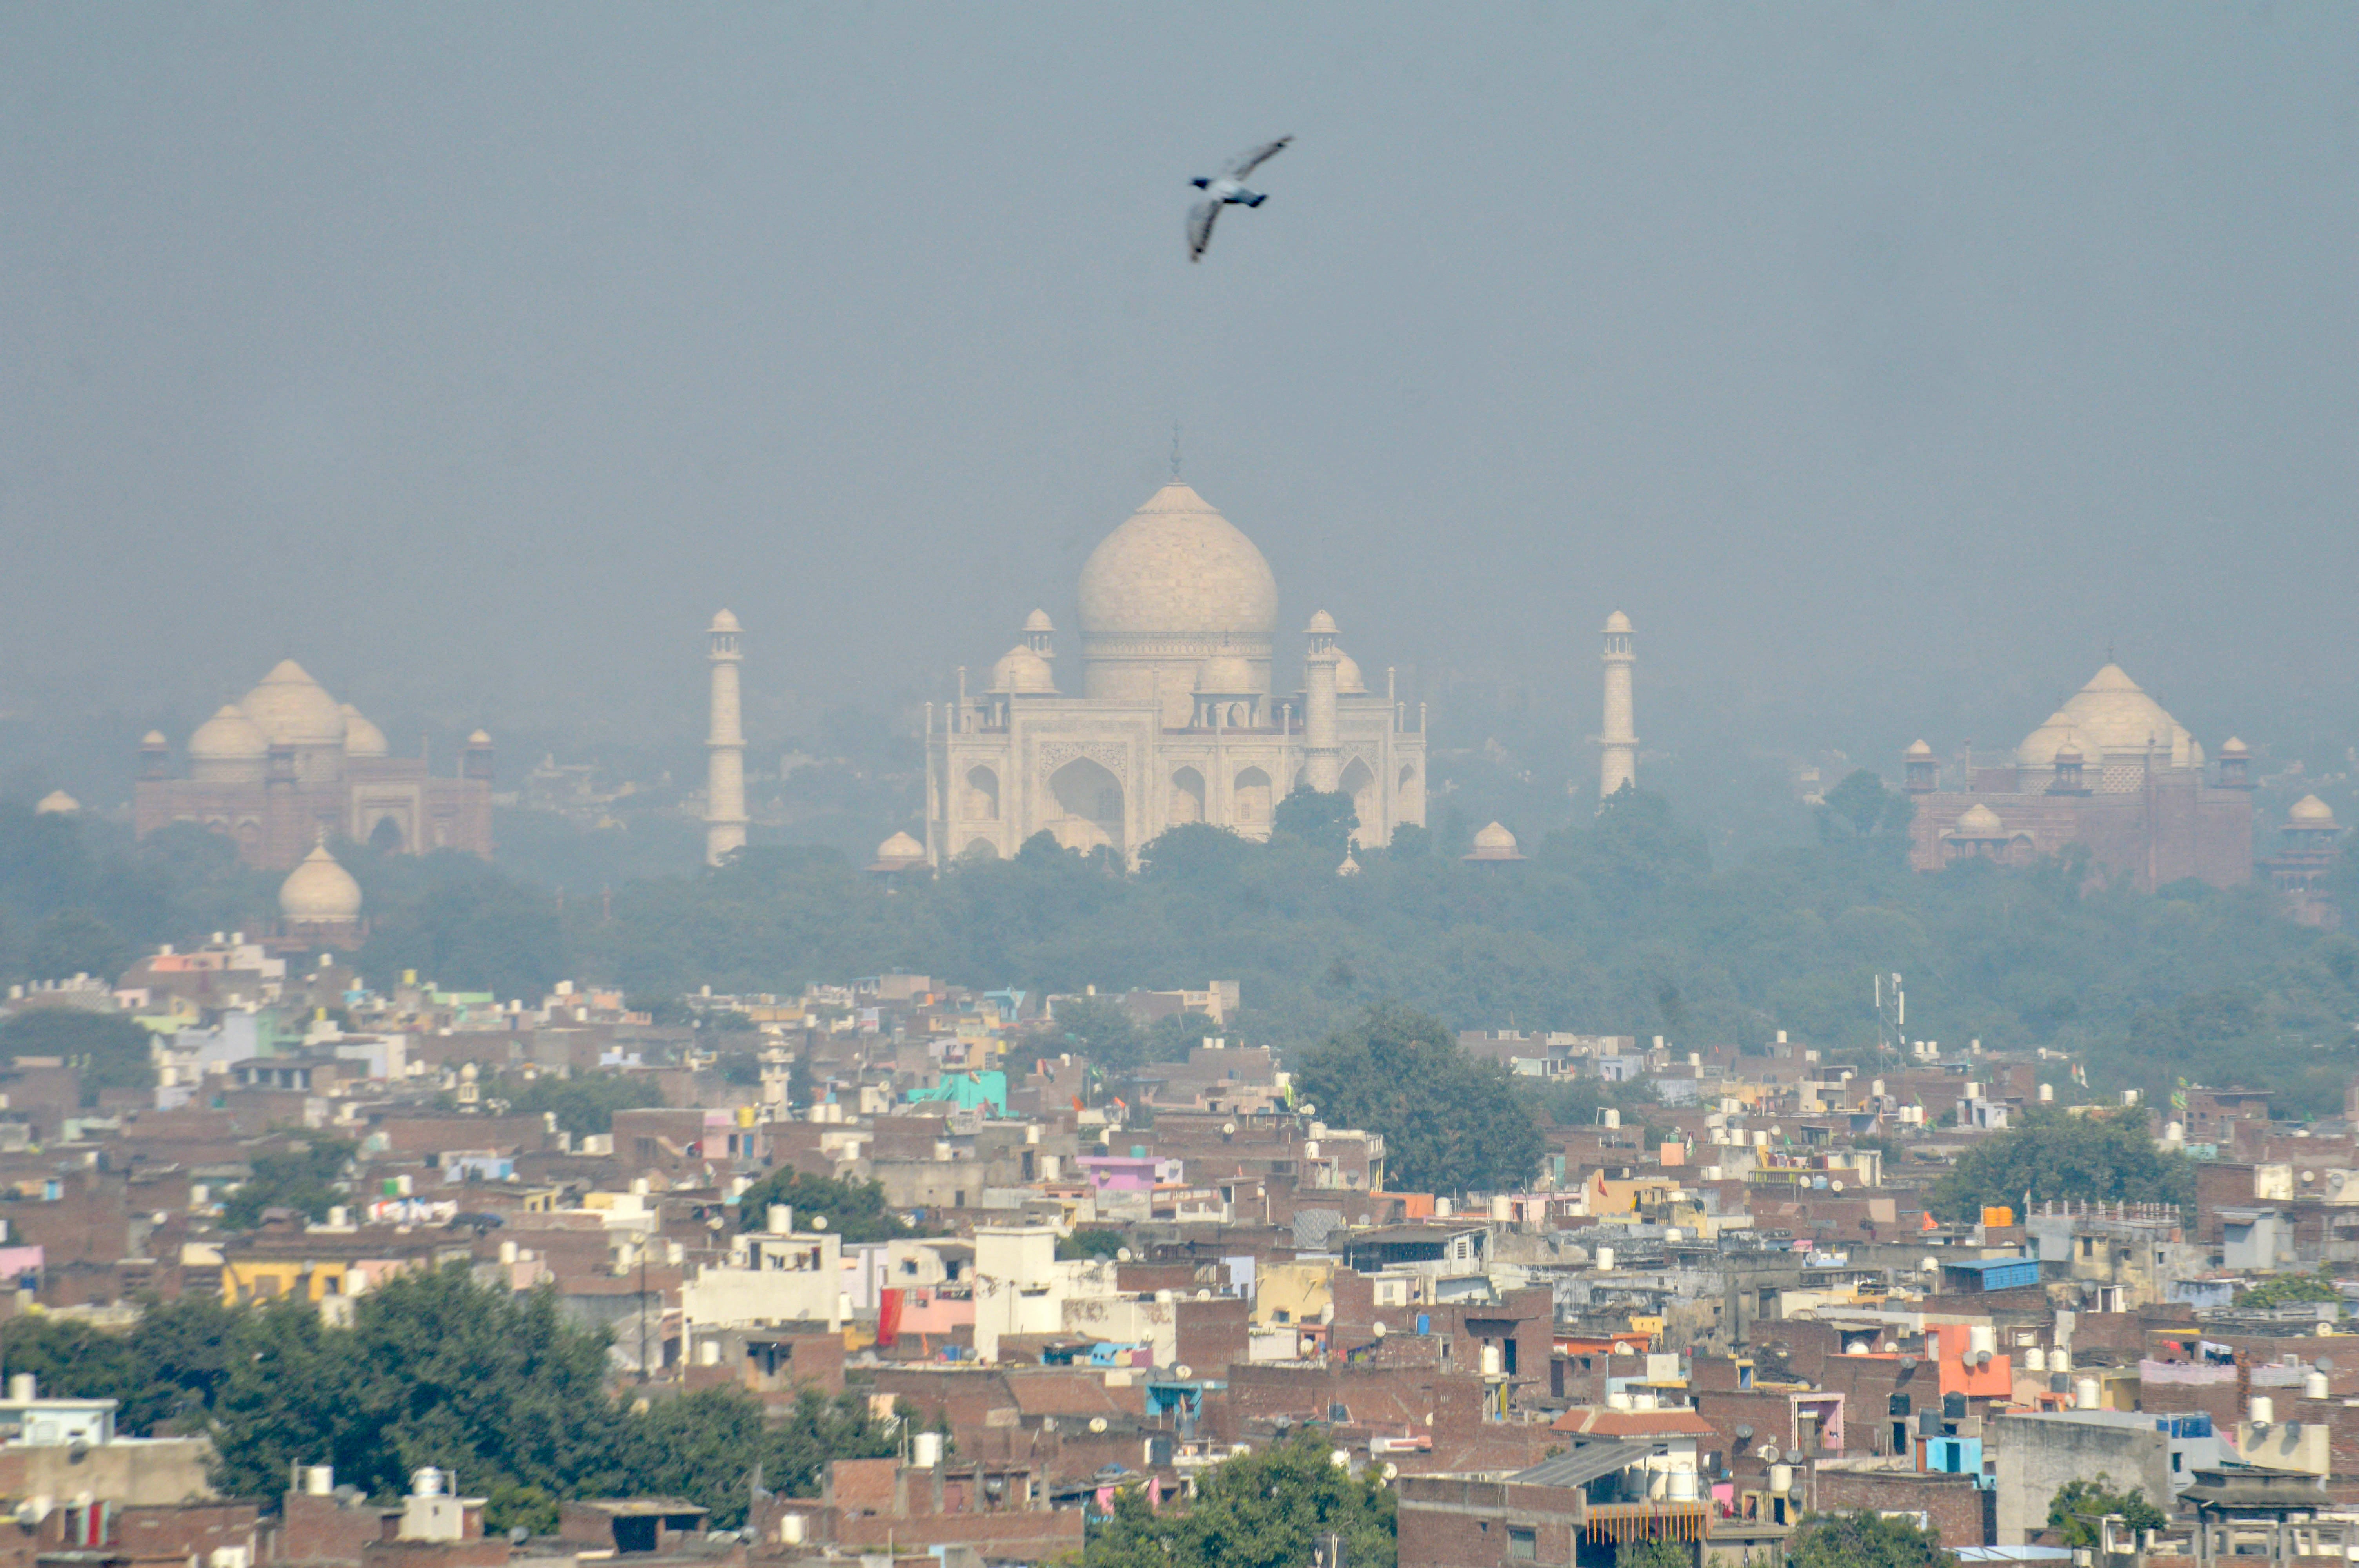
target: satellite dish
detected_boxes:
[1783,1448,1803,1465]
[1734,1425,1755,1442]
[1831,1180,1845,1193]
[1900,1356,1919,1371]
[1301,1105,1317,1118]
[1116,1248,1133,1262]
[1175,1365,1193,1379]
[2318,1357,2337,1373]
[1222,1122,1237,1136]
[810,1216,827,1230]
[1372,1321,1387,1338]
[1756,1442,1779,1463]
[1090,1417,1109,1434]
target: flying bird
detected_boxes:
[1188,136,1292,261]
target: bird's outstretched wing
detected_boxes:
[1224,136,1293,179]
[1187,198,1221,262]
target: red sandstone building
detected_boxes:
[134,659,492,870]
[1903,661,2252,892]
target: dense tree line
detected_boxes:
[1292,1005,1545,1195]
[0,1266,900,1530]
[1928,1107,2197,1223]
[4,787,2357,1115]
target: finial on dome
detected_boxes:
[1170,422,1183,479]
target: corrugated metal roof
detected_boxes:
[1508,1440,1648,1490]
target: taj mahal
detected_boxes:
[925,480,1427,863]
[695,478,1640,870]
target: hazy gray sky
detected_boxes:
[4,5,2354,784]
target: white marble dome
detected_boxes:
[1078,483,1278,642]
[241,660,346,750]
[341,705,390,759]
[279,843,363,924]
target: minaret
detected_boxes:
[1304,611,1342,792]
[1598,610,1636,800]
[703,610,747,866]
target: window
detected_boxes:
[1508,1528,1536,1559]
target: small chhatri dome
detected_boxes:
[1196,653,1255,693]
[1023,609,1055,633]
[34,790,79,815]
[1336,849,1361,877]
[1955,803,2006,835]
[1464,821,1526,861]
[1905,739,1934,759]
[279,843,363,924]
[340,705,390,759]
[2054,740,2084,763]
[467,729,492,746]
[2221,736,2251,756]
[241,660,346,749]
[1603,610,1634,633]
[140,730,167,748]
[1333,651,1368,695]
[710,608,741,632]
[2290,795,2338,826]
[989,645,1056,693]
[872,831,927,869]
[1305,609,1339,635]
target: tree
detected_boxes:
[221,1136,356,1229]
[1271,788,1359,861]
[501,1071,665,1137]
[1058,1229,1127,1261]
[0,1295,239,1435]
[1050,998,1146,1076]
[1614,1544,1692,1568]
[1290,1006,1543,1196]
[0,1009,155,1103]
[2046,1477,2167,1549]
[734,1169,920,1244]
[1789,1510,1955,1568]
[1818,769,1917,841]
[2237,1265,2342,1308]
[1087,1429,1394,1568]
[1928,1106,2195,1222]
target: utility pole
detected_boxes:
[637,1239,649,1384]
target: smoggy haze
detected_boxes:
[3,6,2354,803]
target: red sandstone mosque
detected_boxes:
[134,660,493,871]
[1902,661,2254,891]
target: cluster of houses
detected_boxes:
[2,944,2359,1566]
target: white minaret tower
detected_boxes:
[1598,610,1636,800]
[703,610,748,865]
[1303,610,1342,793]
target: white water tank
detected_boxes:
[2075,1379,2100,1410]
[2025,1347,2047,1373]
[1595,1246,1615,1272]
[2250,1396,2275,1425]
[1491,1195,1512,1221]
[913,1431,943,1467]
[1667,1470,1698,1502]
[8,1374,33,1402]
[780,1515,805,1545]
[1770,1465,1794,1493]
[1607,1390,1634,1412]
[304,1467,334,1497]
[767,1204,792,1234]
[2165,1121,2185,1143]
[2038,1084,2054,1102]
[697,1339,720,1367]
[499,1240,518,1265]
[2306,1372,2330,1399]
[1634,1391,1658,1412]
[1435,1197,1453,1218]
[1481,1346,1503,1377]
[1601,1109,1621,1129]
[1969,1325,1996,1357]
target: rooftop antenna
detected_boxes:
[1170,423,1183,479]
